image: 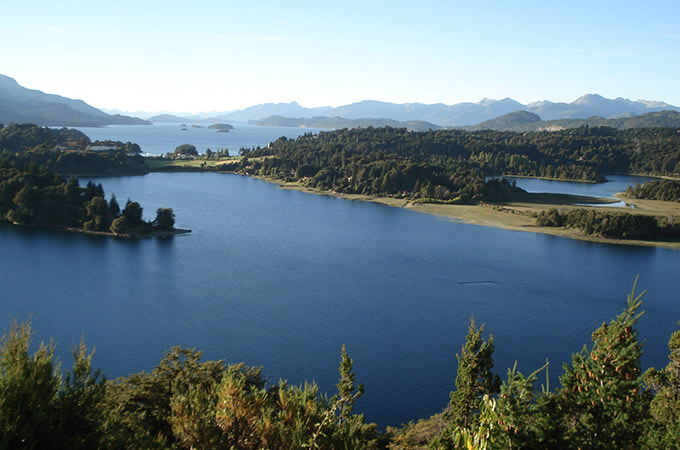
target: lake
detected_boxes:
[508,174,657,207]
[76,122,324,156]
[1,125,679,428]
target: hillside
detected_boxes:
[468,110,680,132]
[0,74,149,127]
[250,115,440,131]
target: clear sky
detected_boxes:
[1,0,679,113]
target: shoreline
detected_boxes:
[3,221,192,239]
[267,178,680,250]
[501,174,600,184]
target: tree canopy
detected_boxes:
[226,126,680,204]
[0,157,178,236]
[174,144,198,156]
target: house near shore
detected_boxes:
[55,140,86,151]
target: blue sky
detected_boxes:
[1,0,679,112]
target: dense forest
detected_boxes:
[0,123,178,235]
[0,158,174,235]
[0,123,148,175]
[625,179,680,202]
[1,283,679,449]
[225,126,680,203]
[536,208,680,240]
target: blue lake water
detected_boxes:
[509,175,656,198]
[508,175,657,207]
[1,125,679,427]
[76,123,323,156]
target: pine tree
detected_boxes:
[109,194,120,217]
[432,318,500,449]
[448,318,501,428]
[492,361,548,450]
[557,279,648,450]
[336,344,364,423]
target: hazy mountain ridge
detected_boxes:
[467,110,680,132]
[525,94,679,121]
[198,95,680,127]
[0,74,149,126]
[250,115,440,131]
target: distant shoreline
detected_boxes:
[264,178,680,250]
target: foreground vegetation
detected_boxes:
[2,282,679,449]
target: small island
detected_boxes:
[208,123,234,133]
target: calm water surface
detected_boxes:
[510,174,657,206]
[76,123,323,156]
[1,171,678,427]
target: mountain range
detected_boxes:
[2,73,679,129]
[249,115,441,132]
[466,110,680,132]
[0,74,149,127]
[147,96,680,128]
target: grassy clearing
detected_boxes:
[615,194,680,216]
[144,157,239,170]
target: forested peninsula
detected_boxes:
[0,123,148,176]
[234,126,680,189]
[2,282,680,449]
[0,124,184,237]
[212,126,680,246]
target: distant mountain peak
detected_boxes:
[573,93,607,104]
[0,74,20,87]
[0,73,149,126]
